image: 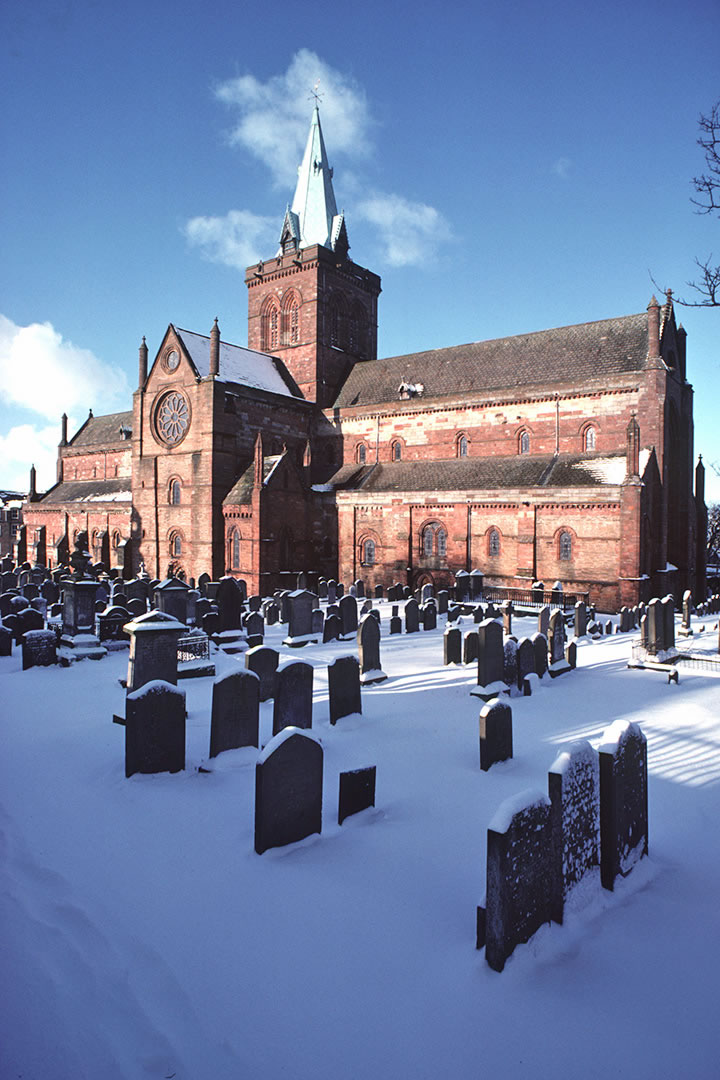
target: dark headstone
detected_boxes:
[516,637,535,690]
[389,614,402,635]
[0,625,12,656]
[436,589,449,614]
[209,669,260,757]
[474,618,506,694]
[245,645,279,702]
[22,629,57,669]
[124,611,185,692]
[661,595,675,651]
[202,611,220,638]
[502,638,518,690]
[548,740,600,922]
[444,625,462,665]
[599,721,648,891]
[246,611,264,639]
[374,584,384,600]
[273,661,314,734]
[574,601,587,638]
[479,698,513,771]
[548,609,567,667]
[311,608,324,634]
[501,601,513,636]
[421,603,437,631]
[338,766,377,824]
[216,577,243,632]
[404,598,420,633]
[532,632,548,678]
[485,791,555,972]
[339,594,359,637]
[357,613,386,683]
[254,730,323,854]
[328,655,362,724]
[463,629,479,664]
[323,613,341,642]
[125,680,186,778]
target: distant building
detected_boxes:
[22,107,706,608]
[0,491,25,559]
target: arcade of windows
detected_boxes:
[260,291,300,352]
[421,521,447,558]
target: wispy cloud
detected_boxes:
[552,157,572,179]
[0,314,130,421]
[183,210,278,270]
[356,192,452,268]
[216,49,371,188]
[0,422,61,493]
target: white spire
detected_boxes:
[282,105,347,253]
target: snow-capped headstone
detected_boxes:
[328,654,362,724]
[483,789,556,972]
[404,597,420,634]
[125,680,186,778]
[479,698,513,771]
[339,766,376,824]
[463,629,479,664]
[273,661,314,734]
[284,589,318,645]
[443,625,462,665]
[516,637,535,690]
[209,669,260,757]
[421,602,437,631]
[357,613,387,684]
[472,618,507,699]
[502,638,518,691]
[245,645,279,702]
[661,595,675,651]
[574,601,587,638]
[254,729,323,854]
[501,601,513,636]
[21,628,57,670]
[124,610,186,692]
[599,720,648,891]
[339,594,358,637]
[323,613,341,643]
[646,597,664,654]
[436,589,449,614]
[548,740,600,921]
[216,577,243,632]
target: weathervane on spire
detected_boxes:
[309,80,323,108]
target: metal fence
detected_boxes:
[177,633,211,665]
[479,584,590,612]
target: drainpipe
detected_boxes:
[555,394,560,454]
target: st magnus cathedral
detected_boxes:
[22,106,707,611]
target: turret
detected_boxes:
[210,318,220,377]
[138,336,148,388]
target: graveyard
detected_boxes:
[1,578,720,1078]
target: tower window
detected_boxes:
[229,529,240,570]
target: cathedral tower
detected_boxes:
[246,105,381,408]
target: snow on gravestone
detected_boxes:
[472,618,507,699]
[479,698,513,772]
[21,628,57,670]
[404,597,420,634]
[328,655,362,725]
[338,766,377,825]
[272,661,314,735]
[482,789,557,972]
[209,669,260,758]
[245,645,279,702]
[254,729,323,854]
[599,720,648,891]
[357,613,387,684]
[516,637,535,691]
[125,680,186,779]
[548,740,600,923]
[502,638,518,692]
[339,594,359,637]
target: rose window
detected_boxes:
[156,391,190,445]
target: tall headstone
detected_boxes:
[516,637,535,691]
[357,613,387,683]
[273,661,314,734]
[254,729,323,854]
[548,740,600,922]
[661,595,675,652]
[599,720,648,891]
[472,618,507,699]
[284,589,318,645]
[574,601,587,638]
[479,698,513,771]
[404,597,420,634]
[209,669,260,757]
[339,594,359,638]
[245,645,279,702]
[125,680,186,778]
[328,655,362,724]
[463,629,479,664]
[216,577,244,632]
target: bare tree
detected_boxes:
[673,101,720,307]
[707,503,720,567]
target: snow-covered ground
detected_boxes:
[1,609,719,1079]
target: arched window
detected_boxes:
[261,300,280,352]
[112,530,121,550]
[488,528,500,557]
[421,521,447,558]
[519,430,530,455]
[436,528,447,557]
[391,440,402,461]
[362,538,376,566]
[356,443,367,465]
[559,531,572,560]
[423,527,434,557]
[329,296,346,348]
[281,291,300,346]
[170,479,181,505]
[229,529,240,570]
[457,434,468,458]
[584,425,596,452]
[170,533,182,558]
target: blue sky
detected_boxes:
[1,0,718,500]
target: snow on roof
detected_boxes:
[175,328,301,399]
[570,456,628,485]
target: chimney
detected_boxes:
[61,413,68,446]
[210,318,220,377]
[626,414,640,477]
[138,336,148,388]
[647,296,661,359]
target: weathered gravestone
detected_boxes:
[209,669,260,757]
[328,655,362,724]
[443,625,462,665]
[0,624,12,656]
[216,577,244,632]
[548,740,600,922]
[574,601,587,638]
[273,661,314,734]
[679,590,693,636]
[548,609,570,676]
[339,594,359,638]
[97,605,131,643]
[503,638,518,692]
[338,766,377,825]
[565,640,577,670]
[501,601,513,636]
[481,790,556,972]
[125,680,186,778]
[284,589,318,645]
[455,570,471,602]
[436,589,449,614]
[421,602,437,631]
[245,645,279,702]
[124,610,186,692]
[479,698,513,771]
[646,597,664,654]
[516,637,535,691]
[323,613,341,642]
[421,583,435,603]
[532,632,548,678]
[472,618,507,699]
[599,720,648,891]
[404,597,420,634]
[245,611,264,640]
[254,729,323,854]
[16,606,45,643]
[154,578,190,624]
[463,629,479,664]
[661,595,676,652]
[22,629,57,669]
[311,608,324,635]
[357,613,387,683]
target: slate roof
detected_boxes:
[70,411,133,447]
[333,312,649,408]
[175,328,303,399]
[36,478,132,505]
[329,453,628,494]
[223,455,283,506]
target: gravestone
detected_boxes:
[248,594,262,612]
[679,590,693,636]
[532,632,548,678]
[22,629,57,669]
[328,655,362,724]
[469,569,484,598]
[327,579,337,604]
[485,602,500,620]
[404,598,420,633]
[338,766,376,825]
[374,584,383,599]
[254,729,323,854]
[443,625,462,665]
[354,579,365,598]
[318,579,328,600]
[97,604,131,643]
[357,613,387,683]
[263,600,280,625]
[503,638,518,691]
[209,669,260,757]
[574,601,587,638]
[455,570,471,602]
[389,611,402,635]
[599,720,648,891]
[245,645,279,702]
[273,661,314,734]
[16,606,45,643]
[463,629,479,664]
[479,698,513,771]
[216,577,244,632]
[339,594,359,637]
[154,578,190,624]
[482,790,555,972]
[548,740,600,922]
[472,618,507,699]
[646,597,664,654]
[284,589,318,645]
[516,637,535,691]
[548,609,570,675]
[565,640,577,669]
[246,611,264,639]
[661,595,675,652]
[473,604,485,624]
[436,589,449,615]
[421,583,435,603]
[202,611,220,638]
[421,602,437,631]
[501,601,513,636]
[125,680,186,778]
[0,625,12,656]
[323,614,341,642]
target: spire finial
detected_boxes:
[309,80,323,109]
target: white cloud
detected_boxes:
[0,422,62,493]
[355,192,453,268]
[0,314,130,422]
[215,48,371,188]
[183,210,278,270]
